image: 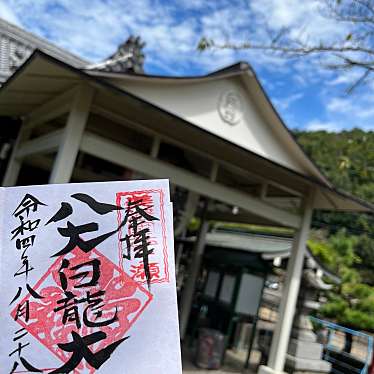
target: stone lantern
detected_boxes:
[285,257,332,373]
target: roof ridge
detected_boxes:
[0,17,88,66]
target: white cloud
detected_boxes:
[0,2,21,26]
[249,0,347,44]
[327,70,363,86]
[0,0,340,78]
[176,0,216,10]
[307,90,374,131]
[0,0,244,74]
[273,92,303,111]
[304,120,342,132]
[250,0,316,29]
[327,97,352,113]
[326,94,374,120]
[247,0,352,81]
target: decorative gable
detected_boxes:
[0,30,33,83]
[113,77,307,175]
[0,18,87,84]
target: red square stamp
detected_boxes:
[11,246,152,372]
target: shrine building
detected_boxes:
[0,18,373,374]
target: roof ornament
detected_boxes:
[86,36,145,74]
[218,90,243,126]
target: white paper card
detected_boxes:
[0,179,182,374]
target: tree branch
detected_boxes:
[200,39,374,56]
[197,0,374,90]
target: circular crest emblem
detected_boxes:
[218,90,243,125]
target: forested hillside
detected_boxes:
[295,129,374,203]
[294,129,374,331]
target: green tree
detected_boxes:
[294,129,374,284]
[309,230,374,331]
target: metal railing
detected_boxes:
[310,316,373,374]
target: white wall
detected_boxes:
[112,77,305,174]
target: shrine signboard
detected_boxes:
[0,179,181,373]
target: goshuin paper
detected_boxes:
[0,179,182,373]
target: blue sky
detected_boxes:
[1,0,373,132]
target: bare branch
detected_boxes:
[204,40,374,56]
[352,0,374,16]
[197,0,374,90]
[325,0,374,23]
[347,69,371,93]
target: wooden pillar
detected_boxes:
[2,122,31,186]
[258,191,315,374]
[49,84,94,184]
[179,200,209,340]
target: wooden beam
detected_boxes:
[24,155,112,182]
[206,211,281,226]
[15,129,63,159]
[25,86,78,129]
[91,104,304,198]
[80,132,301,228]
